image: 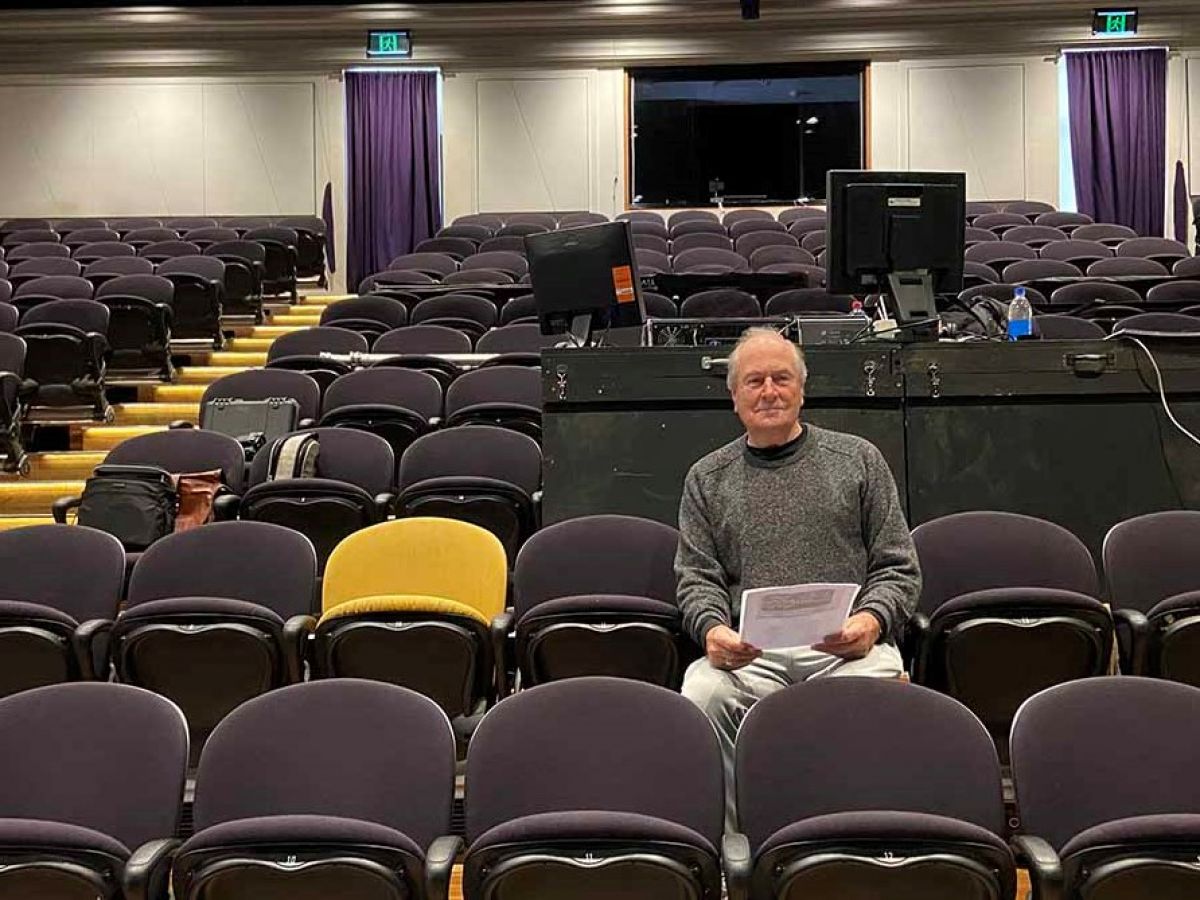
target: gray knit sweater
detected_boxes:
[674,424,921,648]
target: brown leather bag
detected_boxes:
[171,469,223,532]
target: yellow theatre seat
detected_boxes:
[315,518,508,725]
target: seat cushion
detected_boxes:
[1062,814,1200,859]
[470,810,715,857]
[0,600,78,629]
[0,817,130,860]
[758,811,1011,858]
[321,594,490,627]
[519,594,680,624]
[182,815,423,859]
[120,596,283,625]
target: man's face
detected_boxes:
[731,339,804,438]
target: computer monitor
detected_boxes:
[825,170,965,338]
[526,221,646,346]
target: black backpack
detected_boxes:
[76,464,179,551]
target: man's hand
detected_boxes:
[813,611,881,660]
[705,624,762,671]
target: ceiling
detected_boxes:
[0,0,1195,75]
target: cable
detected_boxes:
[1112,334,1200,448]
[847,316,941,344]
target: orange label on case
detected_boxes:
[612,265,636,304]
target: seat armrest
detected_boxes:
[722,832,752,900]
[491,609,515,699]
[167,420,194,430]
[428,416,442,429]
[424,834,464,900]
[903,611,930,679]
[51,495,82,524]
[282,615,317,683]
[1011,834,1064,900]
[212,492,241,521]
[374,492,396,520]
[1112,608,1150,675]
[298,417,316,429]
[123,838,180,900]
[72,619,113,681]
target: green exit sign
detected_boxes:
[367,31,412,58]
[1092,8,1138,37]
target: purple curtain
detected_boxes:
[346,71,441,292]
[1067,49,1166,237]
[1173,161,1189,245]
[321,181,337,274]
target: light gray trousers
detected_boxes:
[681,643,905,832]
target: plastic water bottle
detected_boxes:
[1007,287,1032,341]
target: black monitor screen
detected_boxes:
[630,62,865,207]
[526,222,645,338]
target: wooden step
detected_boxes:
[299,294,352,306]
[79,425,164,451]
[0,515,61,530]
[209,352,269,367]
[176,366,251,385]
[0,481,84,515]
[113,403,198,426]
[0,452,105,481]
[226,338,275,353]
[250,325,310,338]
[147,384,207,403]
[268,312,321,326]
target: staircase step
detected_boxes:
[175,366,251,385]
[147,384,207,403]
[113,403,198,426]
[0,516,60,530]
[0,452,106,481]
[0,481,84,515]
[250,325,310,338]
[299,294,352,306]
[80,426,164,451]
[209,352,269,367]
[226,338,275,353]
[268,312,321,326]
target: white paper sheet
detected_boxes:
[738,583,860,650]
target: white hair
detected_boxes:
[726,327,807,391]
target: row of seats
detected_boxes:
[7,672,1196,899]
[14,501,1200,760]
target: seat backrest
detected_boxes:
[11,257,82,280]
[195,680,454,847]
[275,215,326,235]
[1034,211,1093,230]
[411,294,498,328]
[322,518,507,618]
[1003,200,1056,216]
[680,288,761,318]
[183,227,239,246]
[453,213,504,231]
[1116,237,1189,260]
[15,274,94,300]
[559,212,609,227]
[466,677,723,848]
[1103,511,1200,614]
[0,330,23,371]
[1086,258,1168,278]
[127,520,317,618]
[912,511,1098,615]
[415,236,478,259]
[164,217,218,232]
[387,253,459,277]
[735,231,799,258]
[1001,259,1081,282]
[479,235,528,254]
[75,242,138,263]
[243,226,299,248]
[374,324,473,355]
[1072,223,1137,244]
[634,248,671,273]
[1174,257,1200,278]
[250,427,395,495]
[96,274,174,305]
[322,367,443,421]
[0,682,187,849]
[765,288,855,315]
[399,425,541,494]
[671,219,727,238]
[958,283,1048,306]
[965,241,1037,265]
[0,524,125,621]
[475,323,552,353]
[973,212,1032,233]
[1049,281,1144,307]
[21,298,109,333]
[673,247,749,273]
[267,326,369,362]
[6,242,71,261]
[139,240,201,261]
[445,364,540,414]
[1011,677,1200,851]
[1146,280,1200,303]
[223,216,273,233]
[109,217,162,234]
[3,229,59,247]
[63,228,121,247]
[497,222,549,238]
[1113,312,1200,333]
[202,368,322,422]
[461,251,528,277]
[1033,314,1106,339]
[0,304,15,334]
[1039,239,1111,264]
[749,244,814,270]
[320,295,409,330]
[777,207,826,225]
[514,514,679,618]
[204,240,266,264]
[964,226,999,245]
[737,679,1003,852]
[729,219,786,242]
[670,232,734,254]
[156,255,226,282]
[632,234,670,255]
[125,228,180,246]
[443,268,513,286]
[1004,225,1067,246]
[106,429,246,492]
[617,210,666,225]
